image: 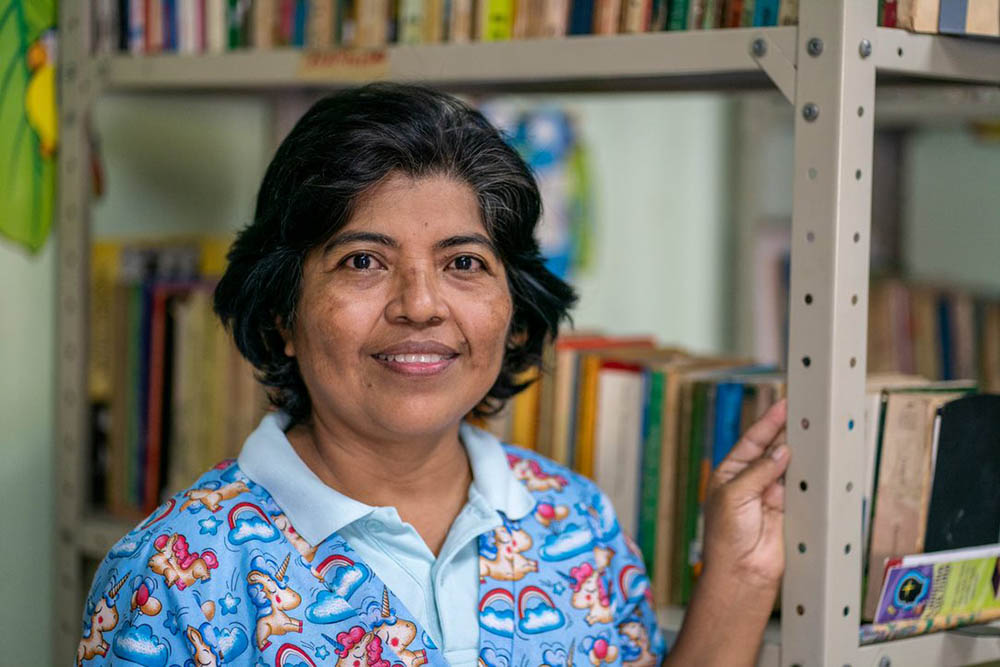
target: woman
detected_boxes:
[79,84,789,666]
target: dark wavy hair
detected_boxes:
[214,83,577,427]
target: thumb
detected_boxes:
[726,445,790,503]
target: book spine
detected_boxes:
[637,371,665,573]
[450,0,475,40]
[752,0,778,25]
[423,0,446,41]
[621,0,651,31]
[666,0,688,29]
[777,0,796,24]
[399,0,425,43]
[128,0,146,53]
[937,0,969,34]
[478,0,516,40]
[203,0,225,50]
[724,0,743,26]
[306,0,336,47]
[593,0,622,32]
[293,0,308,44]
[568,0,595,33]
[540,0,570,36]
[356,0,390,46]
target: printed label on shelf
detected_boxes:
[297,50,389,81]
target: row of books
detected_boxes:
[861,384,1000,640]
[89,238,268,520]
[868,279,1000,391]
[878,0,1000,37]
[752,224,1000,393]
[476,335,786,606]
[91,0,800,55]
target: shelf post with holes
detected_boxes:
[781,0,876,665]
[55,0,94,657]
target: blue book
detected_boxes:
[938,0,969,34]
[712,383,744,468]
[753,0,780,26]
[293,0,308,46]
[568,0,595,35]
[163,0,178,51]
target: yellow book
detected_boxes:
[510,367,541,450]
[574,353,602,478]
[477,0,515,40]
[89,241,122,401]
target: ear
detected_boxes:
[186,625,202,645]
[276,316,295,357]
[247,571,266,586]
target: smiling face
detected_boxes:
[283,172,513,443]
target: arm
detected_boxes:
[664,399,789,667]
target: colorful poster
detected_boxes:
[1,0,58,252]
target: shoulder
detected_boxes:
[85,459,290,616]
[501,443,609,508]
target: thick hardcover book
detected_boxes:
[924,394,1000,552]
[863,389,970,619]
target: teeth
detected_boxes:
[376,354,449,364]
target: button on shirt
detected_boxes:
[237,413,536,667]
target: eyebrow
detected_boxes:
[323,231,498,255]
[323,231,398,254]
[435,233,498,254]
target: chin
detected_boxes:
[369,396,476,439]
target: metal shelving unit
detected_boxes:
[55,1,1000,664]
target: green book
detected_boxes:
[680,381,709,604]
[637,370,665,575]
[667,0,690,30]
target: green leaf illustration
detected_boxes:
[0,0,58,252]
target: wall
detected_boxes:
[902,126,1000,291]
[0,240,55,666]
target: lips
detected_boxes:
[371,340,459,376]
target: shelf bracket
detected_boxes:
[750,36,796,104]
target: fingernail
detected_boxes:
[771,444,788,461]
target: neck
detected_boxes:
[285,412,473,554]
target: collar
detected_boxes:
[236,413,536,547]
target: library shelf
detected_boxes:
[54,1,1000,664]
[97,26,797,93]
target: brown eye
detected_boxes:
[344,253,383,271]
[450,255,483,271]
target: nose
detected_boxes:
[385,265,448,326]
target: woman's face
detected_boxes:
[285,172,513,442]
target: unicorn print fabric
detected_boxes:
[79,420,666,666]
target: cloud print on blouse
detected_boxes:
[227,503,280,545]
[193,621,250,663]
[539,523,595,561]
[518,586,566,635]
[108,530,153,559]
[112,622,170,667]
[306,562,370,624]
[479,588,515,638]
[480,644,512,667]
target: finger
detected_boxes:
[725,398,787,464]
[726,444,790,505]
[762,479,785,513]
